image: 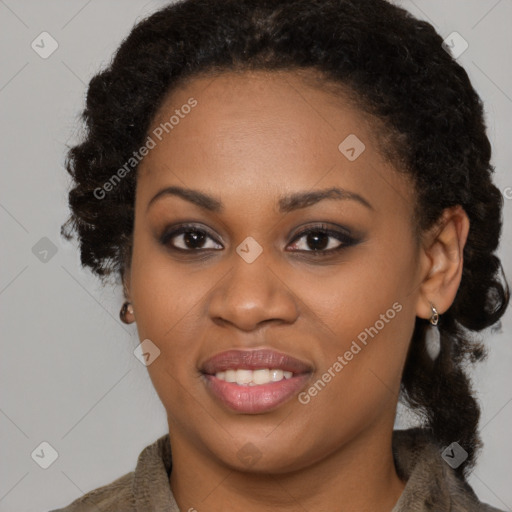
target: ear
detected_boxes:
[120,267,136,324]
[122,270,131,301]
[415,205,470,320]
[120,238,133,301]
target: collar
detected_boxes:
[131,428,494,511]
[132,432,179,511]
[391,428,453,511]
[391,428,498,511]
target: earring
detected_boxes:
[120,301,134,324]
[424,302,441,360]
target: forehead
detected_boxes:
[135,69,414,215]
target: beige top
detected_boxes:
[49,428,503,512]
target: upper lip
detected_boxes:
[201,349,313,375]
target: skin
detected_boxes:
[122,69,469,512]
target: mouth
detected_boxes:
[200,349,313,414]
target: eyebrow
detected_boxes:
[146,185,374,213]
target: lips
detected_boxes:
[200,349,313,414]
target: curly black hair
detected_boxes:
[61,0,509,476]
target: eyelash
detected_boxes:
[159,223,358,257]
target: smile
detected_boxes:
[200,349,313,414]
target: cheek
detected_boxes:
[292,228,417,340]
[129,232,206,392]
[294,298,413,458]
[130,226,201,336]
[293,232,417,414]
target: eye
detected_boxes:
[159,223,358,255]
[287,224,356,254]
[160,224,222,251]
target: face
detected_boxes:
[127,69,423,473]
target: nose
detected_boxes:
[207,252,299,332]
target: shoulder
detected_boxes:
[48,470,135,512]
[48,433,173,512]
[392,428,505,512]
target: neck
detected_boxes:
[169,422,406,512]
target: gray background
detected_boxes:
[0,1,511,511]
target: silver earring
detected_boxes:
[425,302,441,360]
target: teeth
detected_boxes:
[214,368,295,385]
[236,369,253,385]
[253,369,269,385]
[225,369,236,383]
[270,369,283,381]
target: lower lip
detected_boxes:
[203,373,311,414]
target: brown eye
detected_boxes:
[160,225,222,251]
[287,225,357,254]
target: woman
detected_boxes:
[51,0,510,510]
